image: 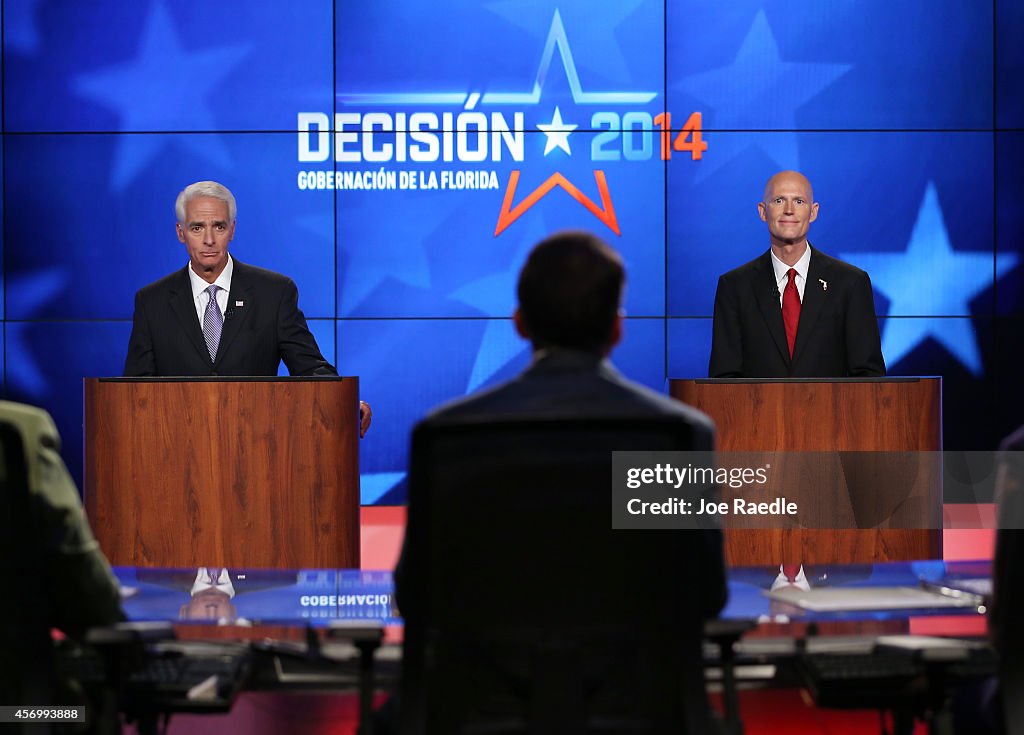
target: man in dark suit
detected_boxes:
[398,230,723,593]
[708,170,885,378]
[411,233,721,427]
[392,231,726,733]
[124,180,371,436]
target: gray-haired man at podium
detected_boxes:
[124,180,371,437]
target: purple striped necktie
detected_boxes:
[202,284,222,361]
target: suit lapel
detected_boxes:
[752,252,791,368]
[169,268,213,366]
[792,247,829,366]
[215,261,253,367]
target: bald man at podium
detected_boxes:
[709,171,885,378]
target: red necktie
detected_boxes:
[782,268,801,357]
[781,563,801,583]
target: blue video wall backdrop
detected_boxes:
[2,0,1022,504]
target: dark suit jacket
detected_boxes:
[124,260,335,377]
[708,248,885,378]
[395,349,726,732]
[397,350,725,615]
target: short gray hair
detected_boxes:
[175,181,237,224]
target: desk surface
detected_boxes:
[114,560,991,629]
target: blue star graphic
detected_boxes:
[361,472,407,505]
[465,320,528,392]
[676,10,850,177]
[5,0,43,53]
[298,211,335,244]
[73,0,249,190]
[485,0,649,85]
[482,9,656,106]
[6,268,70,396]
[451,219,545,391]
[338,190,445,314]
[338,8,656,107]
[841,182,1018,375]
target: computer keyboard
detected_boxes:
[128,647,251,697]
[801,651,921,682]
[60,641,251,710]
[798,651,926,709]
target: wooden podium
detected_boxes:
[670,378,942,565]
[84,377,360,569]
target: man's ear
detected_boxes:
[605,311,623,355]
[176,223,186,244]
[757,201,768,222]
[513,307,531,340]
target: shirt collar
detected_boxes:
[188,254,234,300]
[770,243,812,286]
[190,567,236,598]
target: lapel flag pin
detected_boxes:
[818,279,828,292]
[235,301,244,307]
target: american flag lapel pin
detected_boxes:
[235,301,245,307]
[818,279,828,292]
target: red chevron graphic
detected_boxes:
[494,170,620,237]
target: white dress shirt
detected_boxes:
[190,567,236,598]
[770,244,812,307]
[187,255,234,326]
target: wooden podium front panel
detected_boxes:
[670,379,941,564]
[85,378,360,569]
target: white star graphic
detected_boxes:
[73,0,249,189]
[841,182,1018,375]
[676,11,850,176]
[536,106,578,156]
